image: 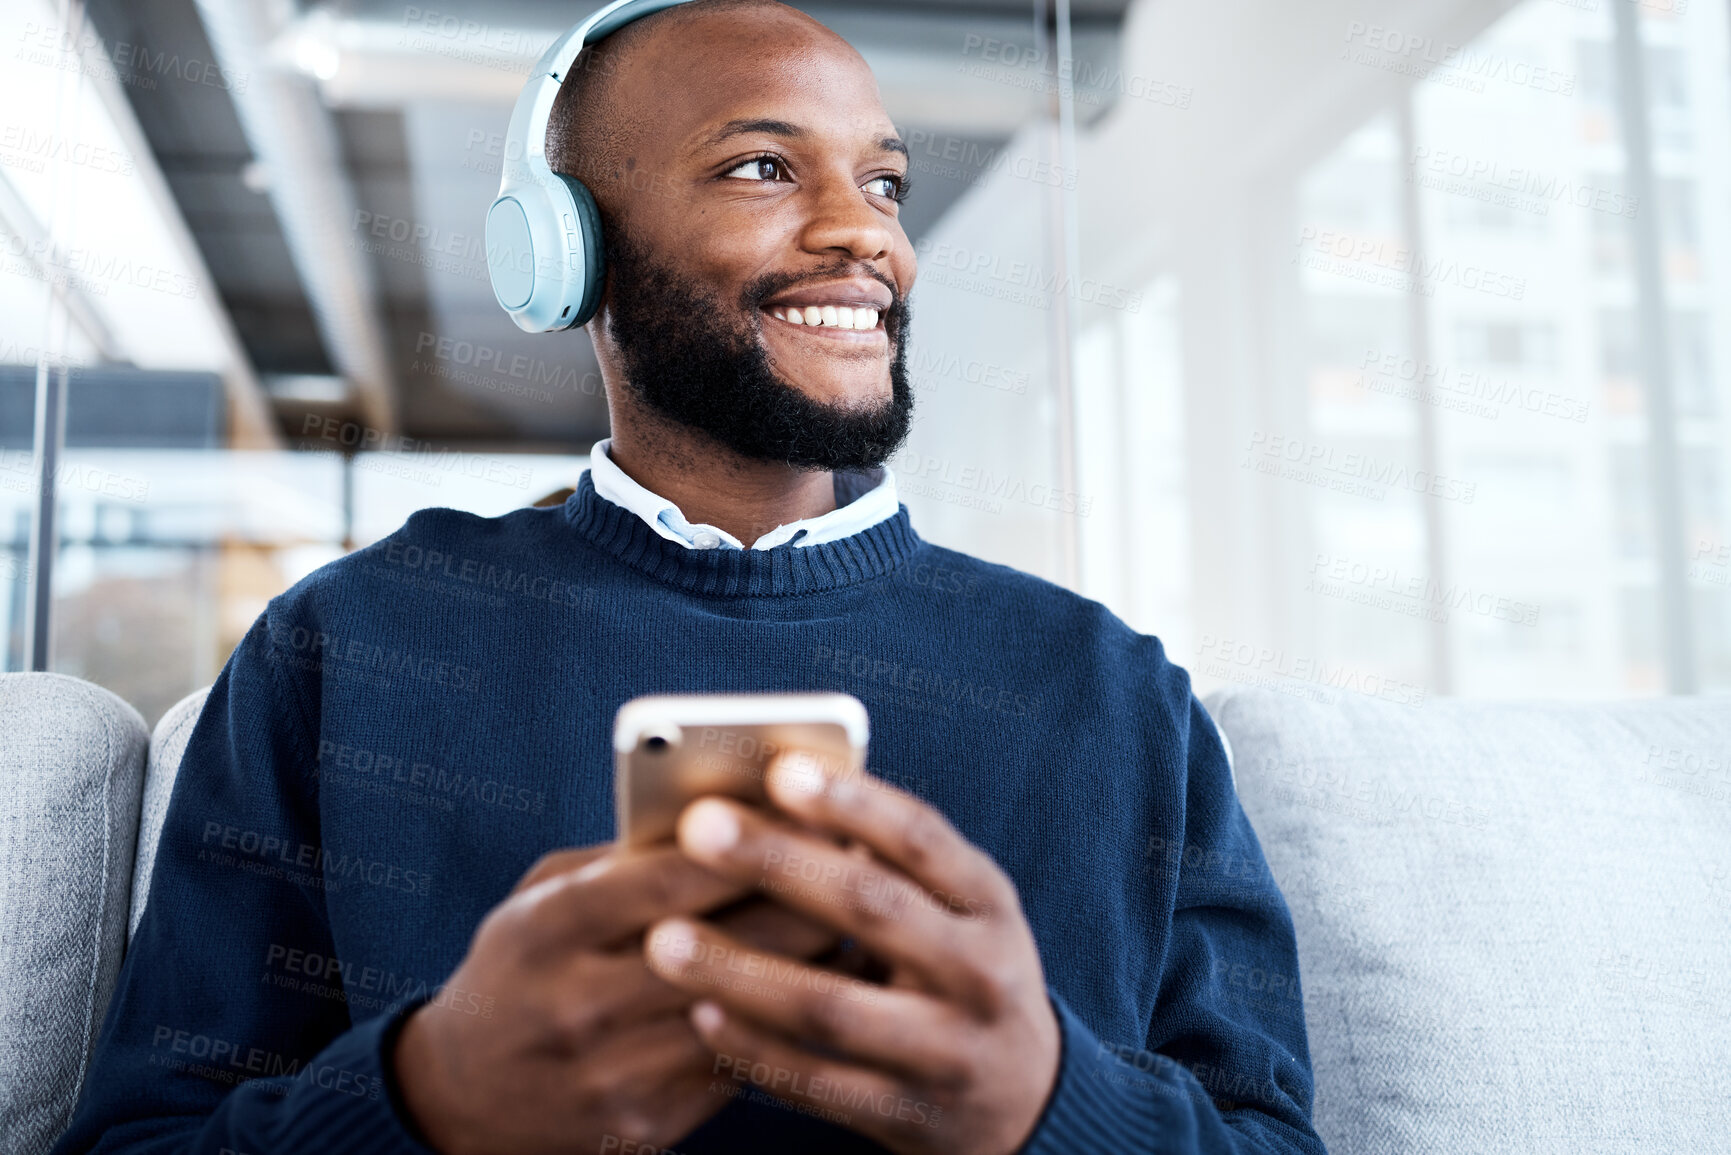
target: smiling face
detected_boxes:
[550,0,918,468]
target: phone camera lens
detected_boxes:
[642,723,681,752]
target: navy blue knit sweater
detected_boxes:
[54,475,1324,1154]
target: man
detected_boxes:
[54,2,1325,1152]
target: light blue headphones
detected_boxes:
[486,0,695,333]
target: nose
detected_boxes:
[797,170,897,263]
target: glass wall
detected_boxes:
[999,0,1725,701]
[3,0,1727,715]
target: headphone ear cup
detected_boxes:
[557,175,607,328]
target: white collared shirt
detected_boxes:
[585,438,900,550]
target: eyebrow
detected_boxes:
[700,118,908,160]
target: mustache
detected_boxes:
[740,263,903,318]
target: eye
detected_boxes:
[864,173,910,203]
[723,155,788,182]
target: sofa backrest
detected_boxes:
[128,687,211,943]
[1207,687,1731,1154]
[0,673,148,1155]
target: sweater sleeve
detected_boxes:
[1018,695,1327,1155]
[49,608,438,1155]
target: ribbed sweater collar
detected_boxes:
[563,471,922,596]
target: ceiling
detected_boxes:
[81,0,1134,452]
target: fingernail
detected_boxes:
[691,1000,724,1033]
[682,799,739,857]
[647,919,696,961]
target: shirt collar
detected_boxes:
[585,438,899,551]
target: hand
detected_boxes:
[643,754,1062,1155]
[392,841,842,1155]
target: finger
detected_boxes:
[688,999,947,1144]
[711,896,842,961]
[766,753,1011,912]
[677,798,984,988]
[510,844,609,895]
[645,917,969,1084]
[562,1013,728,1141]
[535,947,693,1039]
[506,844,751,954]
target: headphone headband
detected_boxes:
[487,0,696,332]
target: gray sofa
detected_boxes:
[0,676,208,1155]
[3,672,1727,1153]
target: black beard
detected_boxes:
[601,230,913,471]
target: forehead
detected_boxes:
[608,8,897,154]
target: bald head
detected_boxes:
[546,0,872,213]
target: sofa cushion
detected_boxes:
[128,686,211,944]
[0,673,148,1155]
[1205,688,1731,1155]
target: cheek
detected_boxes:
[680,221,793,303]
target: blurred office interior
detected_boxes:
[1,0,1726,723]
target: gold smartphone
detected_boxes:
[612,692,870,847]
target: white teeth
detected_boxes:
[775,304,882,329]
